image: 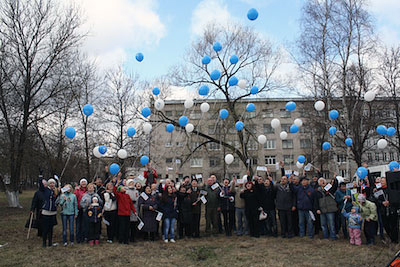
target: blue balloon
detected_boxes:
[247,8,259,21]
[345,138,353,146]
[322,142,331,150]
[250,86,258,94]
[166,124,175,133]
[230,55,239,64]
[290,124,299,133]
[179,116,189,127]
[285,101,296,111]
[329,110,339,120]
[82,104,93,116]
[228,76,238,86]
[98,145,107,155]
[389,161,400,171]
[109,163,120,175]
[219,109,229,119]
[65,127,76,139]
[298,155,306,164]
[377,125,387,135]
[235,121,244,131]
[141,107,151,118]
[202,55,211,65]
[246,103,255,112]
[127,127,136,137]
[356,166,368,179]
[328,126,337,135]
[213,42,222,52]
[387,127,396,137]
[136,52,144,62]
[140,156,149,166]
[210,70,221,80]
[198,85,209,96]
[152,87,160,95]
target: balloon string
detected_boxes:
[59,150,73,182]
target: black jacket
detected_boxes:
[240,189,261,215]
[255,183,276,211]
[275,183,296,211]
[219,185,235,211]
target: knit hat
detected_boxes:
[299,176,309,182]
[80,178,88,185]
[48,178,56,184]
[92,196,98,203]
[117,185,123,192]
[127,179,135,188]
[357,194,366,202]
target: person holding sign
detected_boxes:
[144,162,158,186]
[190,179,202,238]
[58,184,78,246]
[159,185,178,243]
[240,181,262,238]
[275,176,296,238]
[138,185,159,241]
[231,177,248,236]
[204,176,221,236]
[342,206,363,245]
[314,177,339,240]
[219,178,235,236]
[114,184,137,244]
[177,186,194,239]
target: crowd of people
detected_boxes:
[30,162,399,248]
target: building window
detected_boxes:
[282,139,294,149]
[300,139,311,149]
[383,152,388,161]
[165,142,172,147]
[191,142,202,150]
[283,155,294,165]
[340,169,348,178]
[190,158,203,167]
[280,109,291,118]
[264,139,276,149]
[299,108,307,117]
[247,124,257,134]
[247,140,258,151]
[190,110,202,120]
[165,111,173,117]
[281,124,290,132]
[299,127,310,133]
[209,157,220,167]
[390,152,394,161]
[265,155,276,165]
[262,109,274,118]
[250,157,258,166]
[263,124,275,134]
[367,153,372,161]
[175,158,182,164]
[337,154,347,163]
[231,158,240,167]
[208,125,218,135]
[208,142,221,150]
[375,153,380,161]
[227,140,241,149]
[176,142,184,147]
[244,112,257,119]
[166,158,173,164]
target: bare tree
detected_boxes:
[0,0,84,207]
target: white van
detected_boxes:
[352,164,389,181]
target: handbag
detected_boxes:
[259,209,267,221]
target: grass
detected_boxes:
[0,190,399,267]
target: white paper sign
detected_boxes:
[351,189,357,195]
[168,167,174,170]
[200,190,208,196]
[236,179,244,184]
[375,183,382,189]
[304,163,312,171]
[195,174,203,179]
[293,171,299,176]
[285,170,292,176]
[61,186,70,193]
[176,159,181,164]
[275,163,280,170]
[138,175,145,181]
[102,218,110,226]
[138,221,144,230]
[346,183,353,189]
[140,192,149,200]
[256,166,267,172]
[309,210,316,221]
[211,183,219,190]
[156,212,163,221]
[374,190,384,199]
[200,195,207,204]
[324,184,332,191]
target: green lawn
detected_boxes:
[0,190,398,267]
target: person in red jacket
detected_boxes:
[114,185,137,244]
[74,178,87,243]
[144,162,158,185]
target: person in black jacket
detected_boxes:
[31,178,46,237]
[275,176,296,238]
[190,179,201,238]
[40,178,60,248]
[177,186,193,238]
[255,176,277,237]
[219,178,235,236]
[240,181,261,238]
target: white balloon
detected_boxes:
[314,100,325,111]
[296,161,304,168]
[93,146,102,158]
[117,149,128,159]
[257,135,267,144]
[185,123,194,133]
[238,80,247,89]
[294,118,303,127]
[200,102,210,113]
[225,154,234,165]
[184,99,194,109]
[377,139,388,149]
[364,91,376,102]
[280,131,288,140]
[143,122,152,134]
[154,99,165,111]
[271,118,281,129]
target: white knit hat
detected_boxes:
[80,178,88,185]
[48,178,56,184]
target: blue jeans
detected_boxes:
[163,218,176,240]
[298,210,314,238]
[236,208,247,235]
[320,212,337,240]
[62,214,74,243]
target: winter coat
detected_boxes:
[159,195,178,219]
[31,189,45,218]
[88,204,102,223]
[138,193,158,232]
[114,187,136,216]
[315,188,338,214]
[342,209,363,229]
[74,186,87,210]
[219,185,235,211]
[59,192,78,216]
[80,192,103,211]
[275,183,296,211]
[177,192,193,224]
[190,187,202,214]
[359,200,378,222]
[103,191,117,212]
[144,168,158,185]
[291,184,315,211]
[240,189,261,216]
[255,183,276,211]
[230,184,246,209]
[40,186,58,214]
[204,184,220,209]
[335,189,352,212]
[126,188,140,221]
[374,187,398,215]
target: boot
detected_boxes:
[89,240,94,246]
[95,240,99,245]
